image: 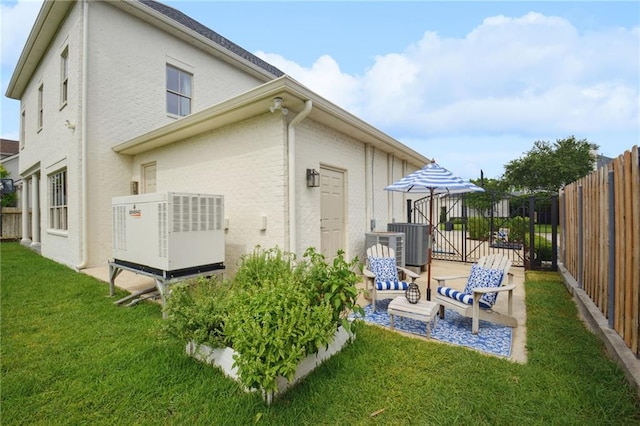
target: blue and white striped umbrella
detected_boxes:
[384,161,484,300]
[384,161,484,194]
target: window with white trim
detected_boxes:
[38,84,44,130]
[49,169,68,231]
[166,64,192,116]
[61,47,68,107]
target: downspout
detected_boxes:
[364,144,373,231]
[288,100,312,255]
[76,0,89,270]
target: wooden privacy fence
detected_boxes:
[561,146,640,355]
[0,207,24,240]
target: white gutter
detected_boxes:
[287,99,312,254]
[76,0,89,270]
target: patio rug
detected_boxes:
[355,299,512,358]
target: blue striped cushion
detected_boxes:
[375,280,409,291]
[437,286,493,309]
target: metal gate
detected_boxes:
[407,192,558,270]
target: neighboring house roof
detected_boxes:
[596,154,614,169]
[6,0,282,99]
[139,0,284,78]
[0,139,19,159]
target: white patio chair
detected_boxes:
[433,253,517,334]
[363,243,420,310]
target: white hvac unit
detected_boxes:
[365,232,405,268]
[112,192,225,277]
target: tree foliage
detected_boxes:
[503,136,596,193]
[0,164,17,208]
[465,177,510,216]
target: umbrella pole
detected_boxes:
[426,189,434,301]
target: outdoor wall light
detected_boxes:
[269,97,288,115]
[306,168,320,187]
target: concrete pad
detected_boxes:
[83,266,156,294]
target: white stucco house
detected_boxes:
[5,0,429,274]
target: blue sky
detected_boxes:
[2,1,638,179]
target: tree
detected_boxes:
[503,136,596,193]
[0,164,17,208]
[465,177,510,216]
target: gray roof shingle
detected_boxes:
[139,0,284,78]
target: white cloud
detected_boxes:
[1,0,43,67]
[255,51,361,113]
[257,12,639,145]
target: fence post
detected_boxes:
[462,194,467,262]
[528,196,535,268]
[551,194,558,271]
[578,185,583,289]
[406,199,412,224]
[559,190,565,265]
[607,171,615,329]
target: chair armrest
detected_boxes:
[472,284,516,294]
[363,268,375,279]
[432,275,468,286]
[397,267,420,282]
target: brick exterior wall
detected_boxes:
[14,1,427,275]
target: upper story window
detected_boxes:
[49,169,68,231]
[37,84,44,130]
[166,64,192,117]
[61,47,69,107]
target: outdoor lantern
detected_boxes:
[405,283,421,304]
[306,168,320,187]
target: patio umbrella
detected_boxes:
[384,160,484,301]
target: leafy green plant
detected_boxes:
[301,247,364,333]
[164,245,363,398]
[232,245,304,291]
[163,276,231,348]
[526,234,553,261]
[508,216,528,243]
[225,278,335,393]
[467,217,490,240]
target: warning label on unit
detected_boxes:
[129,209,141,218]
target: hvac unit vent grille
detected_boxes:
[158,202,168,258]
[170,194,223,233]
[113,205,126,251]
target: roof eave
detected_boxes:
[113,76,429,165]
[113,1,280,82]
[5,1,75,100]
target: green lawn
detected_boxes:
[2,243,638,425]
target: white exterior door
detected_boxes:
[320,167,345,262]
[142,162,157,193]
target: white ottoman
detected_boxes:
[388,297,439,338]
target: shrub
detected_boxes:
[508,216,528,243]
[301,247,364,333]
[232,245,304,291]
[163,276,231,348]
[467,217,490,240]
[163,245,364,395]
[527,235,553,261]
[225,278,335,393]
